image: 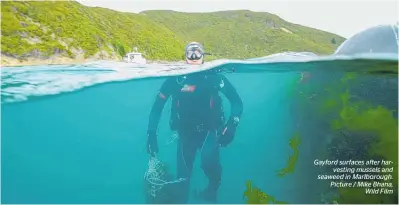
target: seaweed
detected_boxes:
[292,71,398,204]
[243,181,288,204]
[321,74,398,204]
[332,91,398,204]
[277,132,301,177]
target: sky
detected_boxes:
[77,0,398,38]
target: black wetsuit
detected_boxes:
[147,72,243,203]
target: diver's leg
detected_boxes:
[199,130,222,202]
[175,130,198,203]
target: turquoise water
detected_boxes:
[1,25,398,204]
[1,63,298,203]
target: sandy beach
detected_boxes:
[0,55,186,67]
[0,55,117,67]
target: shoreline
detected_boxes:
[1,55,99,67]
[0,55,184,68]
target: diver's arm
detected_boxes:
[147,78,175,132]
[217,75,243,146]
[219,75,243,121]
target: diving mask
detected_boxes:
[185,44,204,61]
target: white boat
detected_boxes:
[123,52,147,64]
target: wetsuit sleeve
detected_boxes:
[219,75,243,119]
[147,78,176,132]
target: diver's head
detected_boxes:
[185,42,205,65]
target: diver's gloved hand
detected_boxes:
[219,116,240,147]
[146,130,158,156]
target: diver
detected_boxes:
[146,42,243,203]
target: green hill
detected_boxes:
[140,10,345,60]
[1,1,346,64]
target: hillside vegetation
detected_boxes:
[1,1,345,64]
[141,10,345,60]
[1,1,184,62]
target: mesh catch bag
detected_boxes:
[144,156,185,203]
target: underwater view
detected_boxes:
[1,22,398,204]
